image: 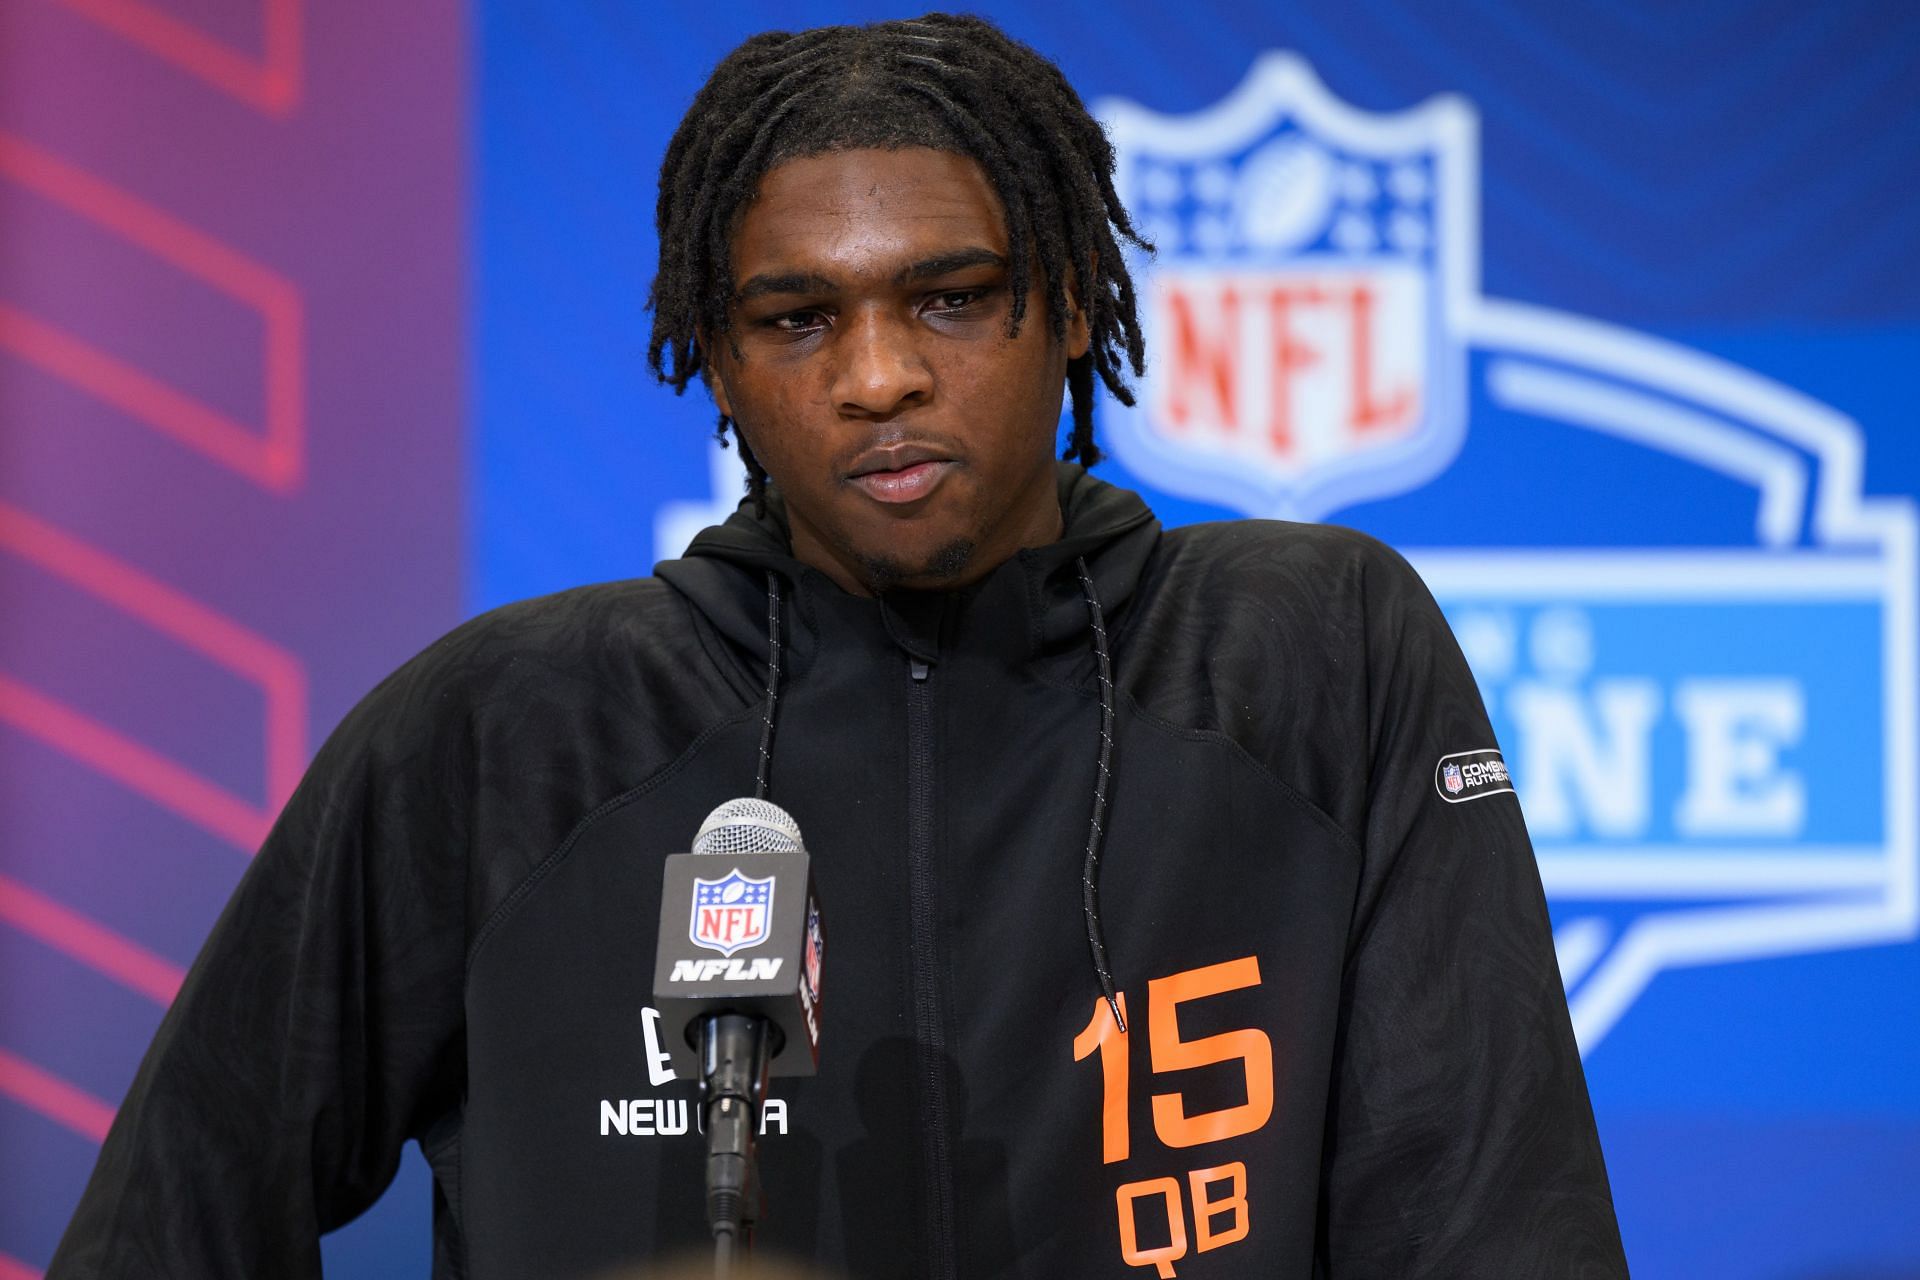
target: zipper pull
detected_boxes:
[909,657,930,682]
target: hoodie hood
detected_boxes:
[656,462,1161,673]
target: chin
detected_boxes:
[854,536,978,592]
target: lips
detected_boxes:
[846,443,956,505]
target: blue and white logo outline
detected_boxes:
[1098,57,1918,1056]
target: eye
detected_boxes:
[931,290,976,311]
[765,309,827,335]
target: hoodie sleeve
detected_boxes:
[1318,537,1629,1278]
[47,647,471,1278]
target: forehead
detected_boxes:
[731,147,1009,279]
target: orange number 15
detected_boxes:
[1072,955,1275,1163]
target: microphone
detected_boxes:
[652,798,824,1264]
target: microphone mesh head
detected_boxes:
[692,798,804,856]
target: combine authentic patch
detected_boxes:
[1435,748,1514,803]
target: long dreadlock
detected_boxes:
[645,13,1153,511]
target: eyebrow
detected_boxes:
[734,247,1008,304]
[896,247,1007,284]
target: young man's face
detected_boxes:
[706,147,1089,596]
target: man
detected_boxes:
[53,14,1628,1278]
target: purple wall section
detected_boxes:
[0,1,466,1271]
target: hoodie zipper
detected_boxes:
[906,655,957,1277]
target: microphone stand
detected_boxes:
[701,1013,775,1279]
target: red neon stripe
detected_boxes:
[260,0,304,114]
[0,133,294,306]
[0,133,308,492]
[0,498,295,680]
[261,289,307,492]
[0,305,280,489]
[0,1048,114,1143]
[0,875,185,1006]
[0,1250,45,1280]
[0,501,309,814]
[0,675,270,852]
[52,0,302,116]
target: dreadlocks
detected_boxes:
[646,13,1153,510]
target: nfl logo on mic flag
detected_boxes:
[690,869,773,956]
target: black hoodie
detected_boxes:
[51,466,1628,1278]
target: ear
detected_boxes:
[1065,295,1092,362]
[1065,254,1095,361]
[697,331,736,420]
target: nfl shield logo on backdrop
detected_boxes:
[690,869,774,957]
[1098,54,1475,519]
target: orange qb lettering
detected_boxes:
[1115,1177,1188,1278]
[1189,1162,1250,1251]
[1072,960,1269,1272]
[1147,956,1274,1148]
[1071,993,1131,1163]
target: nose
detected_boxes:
[830,307,932,419]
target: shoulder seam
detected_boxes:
[1031,671,1362,862]
[464,700,764,977]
